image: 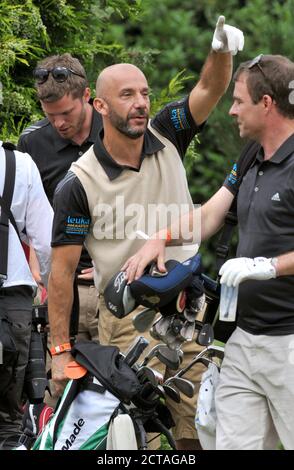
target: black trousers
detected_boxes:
[0,285,33,449]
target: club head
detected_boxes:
[166,377,194,398]
[150,316,170,339]
[162,384,181,403]
[179,321,195,342]
[140,343,166,367]
[206,344,225,360]
[132,308,157,332]
[123,336,149,367]
[196,323,214,346]
[197,356,221,371]
[157,346,183,370]
[154,385,165,399]
[137,366,163,387]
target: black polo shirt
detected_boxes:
[17,107,103,277]
[17,108,103,205]
[224,134,294,335]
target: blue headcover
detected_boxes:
[130,254,202,309]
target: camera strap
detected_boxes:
[0,147,21,287]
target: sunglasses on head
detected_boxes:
[248,54,267,77]
[33,66,85,84]
[248,54,275,99]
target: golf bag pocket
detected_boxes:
[195,362,220,450]
[106,414,137,450]
[33,375,120,450]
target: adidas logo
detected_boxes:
[271,192,281,202]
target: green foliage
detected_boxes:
[0,0,145,142]
[151,70,194,115]
[1,0,294,271]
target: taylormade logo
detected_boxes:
[61,419,85,450]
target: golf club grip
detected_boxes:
[124,336,149,367]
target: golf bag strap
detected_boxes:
[52,379,80,448]
[80,381,106,394]
[215,141,260,271]
[0,148,21,286]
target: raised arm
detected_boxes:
[189,15,244,125]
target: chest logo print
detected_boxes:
[271,192,281,202]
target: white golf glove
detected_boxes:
[219,257,277,288]
[212,15,244,55]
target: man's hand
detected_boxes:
[219,257,277,287]
[122,239,167,283]
[51,352,73,397]
[212,15,244,55]
[78,267,94,281]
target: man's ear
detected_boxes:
[93,97,108,115]
[83,87,91,103]
[262,94,275,112]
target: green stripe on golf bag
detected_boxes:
[32,375,120,450]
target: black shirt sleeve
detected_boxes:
[150,95,205,159]
[17,133,30,154]
[223,141,260,196]
[223,162,239,196]
[51,171,91,247]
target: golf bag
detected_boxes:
[28,341,174,450]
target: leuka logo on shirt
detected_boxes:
[65,216,90,235]
[170,107,189,131]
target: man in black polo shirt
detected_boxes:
[215,54,294,450]
[124,54,294,450]
[18,54,102,342]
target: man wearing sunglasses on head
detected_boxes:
[18,54,102,345]
[123,54,294,450]
[48,17,244,450]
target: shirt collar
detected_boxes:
[93,125,165,181]
[256,133,294,164]
[54,106,103,152]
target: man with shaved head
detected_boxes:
[49,17,244,449]
[96,64,149,139]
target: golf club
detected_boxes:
[196,323,214,346]
[132,308,158,332]
[165,377,194,398]
[123,336,149,367]
[162,384,181,403]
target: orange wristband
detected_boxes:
[165,229,172,243]
[50,342,71,356]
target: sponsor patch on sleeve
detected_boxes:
[65,216,90,235]
[225,163,238,187]
[169,105,190,131]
